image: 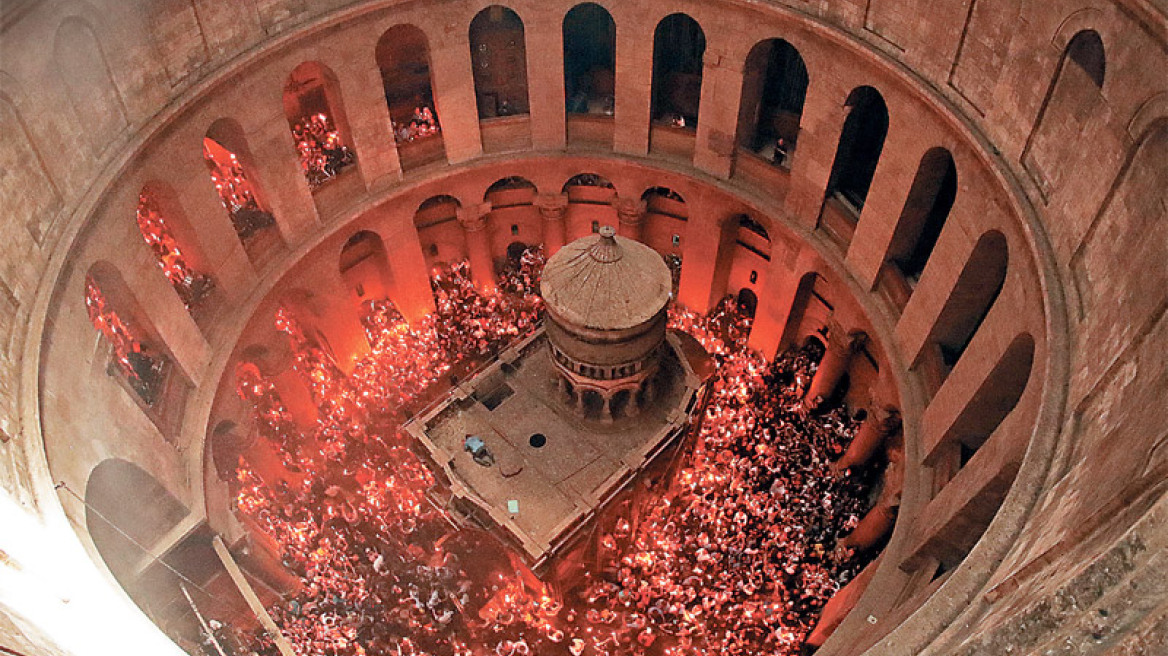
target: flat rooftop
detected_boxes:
[404,329,707,567]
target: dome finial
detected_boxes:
[588,226,622,263]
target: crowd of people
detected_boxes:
[136,191,214,309]
[393,105,441,145]
[293,113,356,189]
[203,138,278,241]
[216,250,882,656]
[84,275,168,405]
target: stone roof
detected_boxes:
[540,226,672,331]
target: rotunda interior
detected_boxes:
[0,1,1166,656]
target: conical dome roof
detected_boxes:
[540,226,672,331]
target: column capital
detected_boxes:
[457,204,490,232]
[614,196,647,225]
[536,192,569,220]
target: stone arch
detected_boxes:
[469,6,530,118]
[562,172,616,199]
[782,272,833,348]
[736,38,809,167]
[563,3,616,115]
[53,16,127,152]
[651,13,705,127]
[376,23,445,169]
[203,118,282,259]
[918,231,1009,378]
[339,230,394,304]
[84,261,172,406]
[85,458,190,580]
[484,176,538,205]
[886,147,958,285]
[1064,30,1105,89]
[283,61,358,189]
[825,86,889,215]
[415,195,466,269]
[137,181,215,311]
[641,186,688,256]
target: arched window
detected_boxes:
[737,39,808,167]
[136,184,213,311]
[283,61,357,189]
[469,6,530,119]
[887,148,958,284]
[1066,30,1105,88]
[203,118,280,259]
[85,264,169,405]
[651,14,705,128]
[826,86,889,215]
[563,3,616,116]
[339,231,393,305]
[921,231,1008,382]
[376,24,443,168]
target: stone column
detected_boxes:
[833,405,902,472]
[246,118,319,244]
[805,323,867,408]
[601,393,614,425]
[612,8,653,156]
[428,29,483,163]
[693,49,744,179]
[337,53,403,191]
[537,192,569,257]
[526,12,567,150]
[625,388,641,418]
[614,196,646,241]
[458,204,498,292]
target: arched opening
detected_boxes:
[203,118,281,263]
[886,148,958,291]
[825,86,889,217]
[469,6,530,119]
[563,173,616,204]
[484,176,538,206]
[641,187,687,257]
[283,61,357,190]
[84,263,171,407]
[651,14,705,129]
[415,195,464,271]
[736,38,808,168]
[1022,29,1109,201]
[376,24,444,169]
[782,272,833,350]
[136,183,214,313]
[563,3,616,116]
[1066,30,1106,88]
[918,231,1009,393]
[737,288,759,319]
[339,231,394,306]
[484,178,538,263]
[716,214,772,304]
[506,240,530,264]
[86,459,189,581]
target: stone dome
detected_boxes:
[540,226,672,331]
